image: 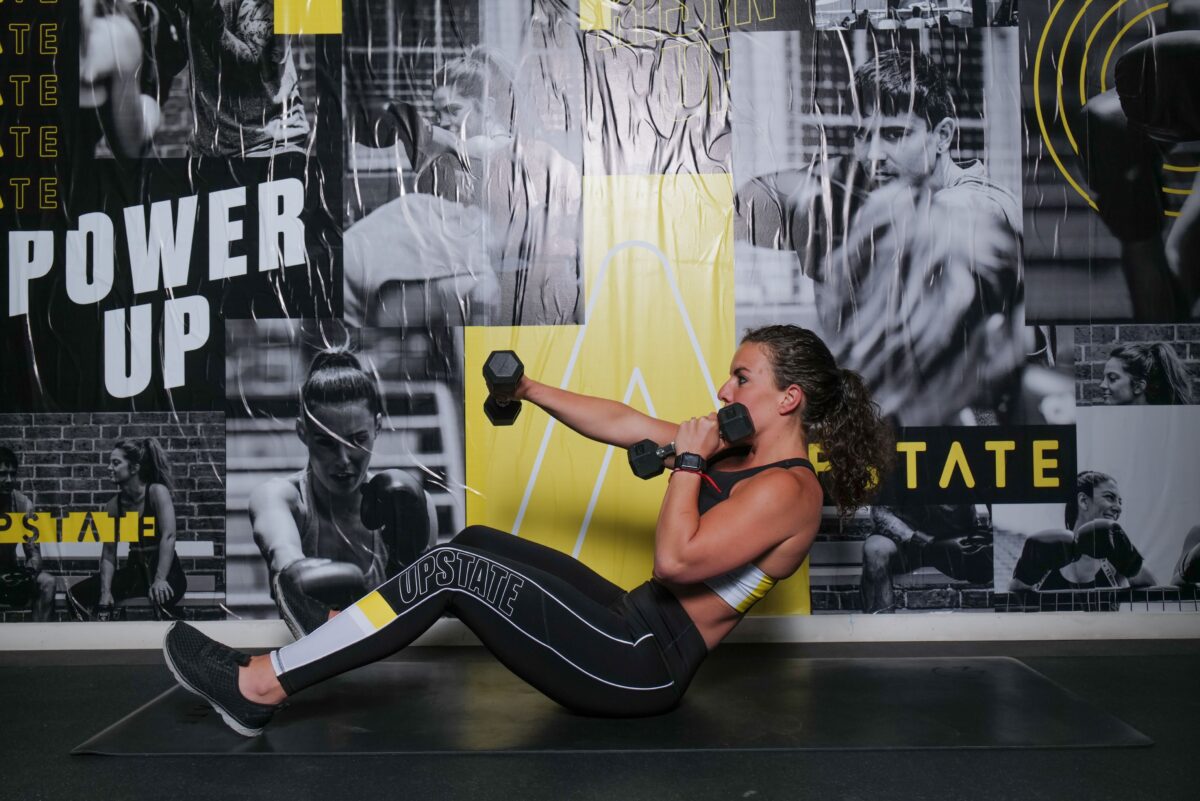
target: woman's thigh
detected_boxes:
[451,526,626,607]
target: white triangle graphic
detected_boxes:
[511,239,723,539]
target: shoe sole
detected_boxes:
[162,624,266,738]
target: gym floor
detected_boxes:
[3,639,1196,801]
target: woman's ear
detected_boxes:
[780,385,805,415]
[374,413,383,434]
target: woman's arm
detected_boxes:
[97,497,118,604]
[80,13,150,157]
[98,542,118,606]
[516,377,680,450]
[13,493,42,570]
[148,485,178,604]
[651,417,818,584]
[653,470,816,584]
[248,479,307,575]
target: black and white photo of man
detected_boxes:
[0,448,56,622]
[734,31,1040,427]
[861,504,993,613]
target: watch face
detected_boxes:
[678,453,705,471]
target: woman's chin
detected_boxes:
[322,473,362,494]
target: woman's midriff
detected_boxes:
[662,581,744,651]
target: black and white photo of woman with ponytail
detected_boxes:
[67,438,187,620]
[247,349,438,639]
[1099,344,1194,406]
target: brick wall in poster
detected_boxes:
[1075,324,1200,405]
[0,413,225,622]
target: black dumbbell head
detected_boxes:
[628,439,666,480]
[483,350,524,389]
[484,396,522,426]
[718,403,755,443]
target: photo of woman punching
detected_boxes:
[67,439,187,621]
[164,325,893,735]
[247,350,437,639]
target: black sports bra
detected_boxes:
[697,452,817,516]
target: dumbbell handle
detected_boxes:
[627,404,755,480]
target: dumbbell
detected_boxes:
[483,350,524,426]
[627,403,755,479]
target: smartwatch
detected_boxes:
[675,452,707,473]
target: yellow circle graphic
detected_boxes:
[1034,0,1191,218]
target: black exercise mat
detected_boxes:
[73,655,1152,754]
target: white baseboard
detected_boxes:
[2,613,1199,650]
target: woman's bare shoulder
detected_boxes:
[248,475,303,513]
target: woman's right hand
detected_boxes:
[487,374,532,404]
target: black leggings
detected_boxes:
[270,526,708,717]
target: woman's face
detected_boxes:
[717,343,792,433]
[0,462,18,496]
[1076,479,1122,528]
[432,85,486,138]
[298,401,380,496]
[1100,357,1145,405]
[108,449,137,486]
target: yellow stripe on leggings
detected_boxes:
[355,591,396,631]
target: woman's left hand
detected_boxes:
[673,413,722,460]
[149,579,173,605]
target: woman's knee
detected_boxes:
[451,525,510,548]
[861,534,899,571]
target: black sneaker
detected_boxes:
[162,622,278,737]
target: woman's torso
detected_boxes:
[115,485,162,563]
[664,450,821,649]
[289,470,387,586]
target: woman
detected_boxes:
[1009,471,1157,593]
[67,439,186,620]
[248,350,435,638]
[1100,343,1193,405]
[165,326,892,735]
